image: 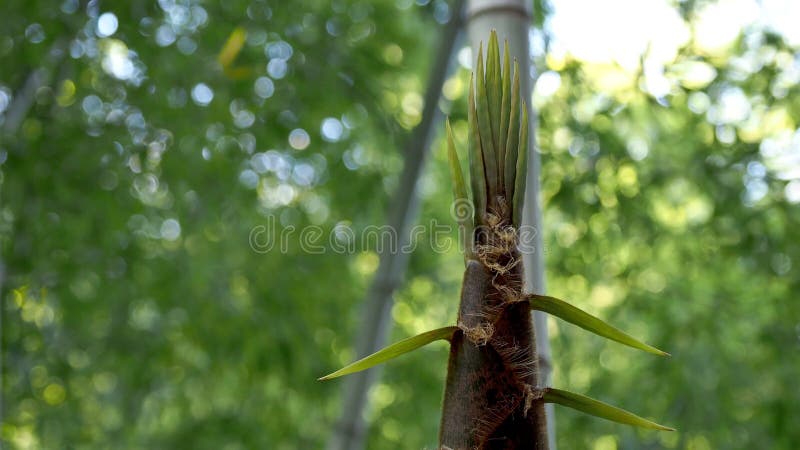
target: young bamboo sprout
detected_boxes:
[320,31,673,449]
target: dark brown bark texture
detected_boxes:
[439,252,548,449]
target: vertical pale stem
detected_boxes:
[0,260,4,422]
[465,1,555,448]
[326,3,465,449]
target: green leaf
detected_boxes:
[475,43,499,202]
[318,326,458,381]
[544,388,675,431]
[468,72,487,224]
[445,119,468,205]
[486,31,502,160]
[512,102,528,227]
[446,119,473,258]
[527,294,669,356]
[217,27,247,69]
[504,60,520,204]
[498,40,511,193]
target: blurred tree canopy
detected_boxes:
[1,0,798,449]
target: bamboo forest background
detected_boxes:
[2,0,799,449]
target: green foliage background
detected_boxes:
[1,1,798,449]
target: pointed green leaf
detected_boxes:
[468,72,487,224]
[445,119,468,206]
[527,294,669,356]
[486,31,502,158]
[476,43,499,203]
[504,61,520,203]
[318,326,458,381]
[512,102,528,227]
[498,40,511,194]
[446,119,474,258]
[544,388,675,431]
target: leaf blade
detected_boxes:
[527,294,669,356]
[475,43,499,203]
[512,102,528,227]
[486,31,502,160]
[468,72,487,224]
[318,326,458,381]
[544,388,675,431]
[446,119,468,204]
[446,119,474,258]
[498,40,511,195]
[504,60,520,203]
[217,27,247,69]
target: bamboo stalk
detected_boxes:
[467,0,553,429]
[440,0,555,449]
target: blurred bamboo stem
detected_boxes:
[2,39,67,135]
[325,3,465,450]
[464,0,556,448]
[0,260,4,424]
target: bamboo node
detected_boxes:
[458,320,495,346]
[475,210,519,277]
[523,384,545,417]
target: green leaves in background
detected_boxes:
[4,1,800,448]
[527,294,668,356]
[544,388,675,431]
[319,326,458,381]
